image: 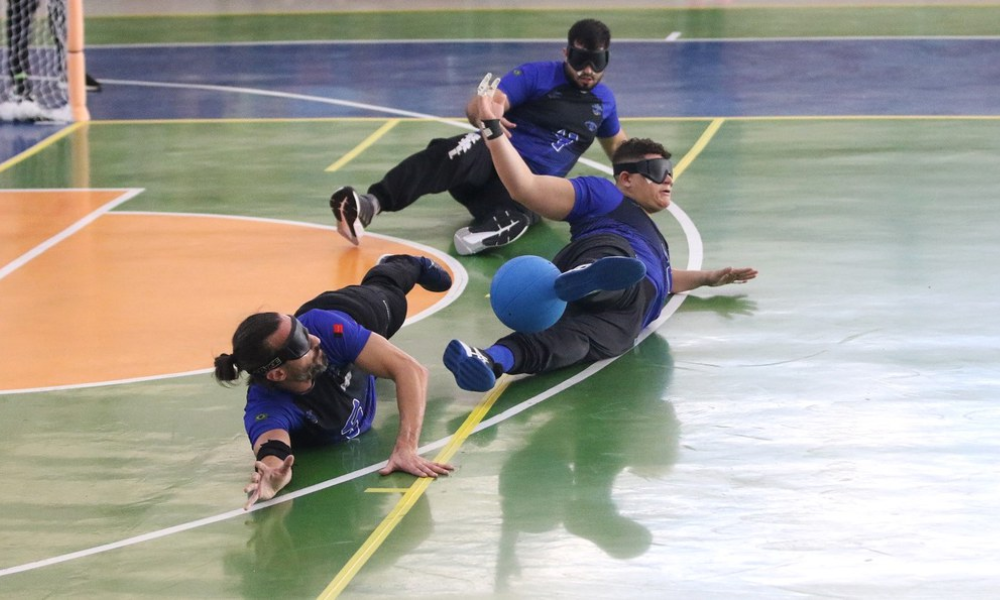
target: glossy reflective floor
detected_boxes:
[1,6,999,599]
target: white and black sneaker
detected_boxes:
[443,339,500,392]
[453,209,531,256]
[330,186,377,246]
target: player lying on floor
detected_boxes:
[214,255,455,509]
[444,77,758,392]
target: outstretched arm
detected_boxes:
[245,429,295,510]
[354,333,455,478]
[672,267,759,294]
[475,80,576,220]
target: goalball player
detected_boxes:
[444,79,758,392]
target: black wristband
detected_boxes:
[480,119,503,140]
[256,439,292,462]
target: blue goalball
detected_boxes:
[490,255,567,333]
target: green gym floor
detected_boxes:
[2,4,999,598]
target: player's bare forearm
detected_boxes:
[476,90,574,220]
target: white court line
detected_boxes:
[98,78,477,128]
[0,188,145,282]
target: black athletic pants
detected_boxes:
[367,131,535,224]
[294,257,422,339]
[497,234,659,375]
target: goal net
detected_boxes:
[1,0,87,121]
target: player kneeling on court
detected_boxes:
[214,255,455,509]
[444,77,758,392]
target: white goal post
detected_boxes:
[1,0,89,122]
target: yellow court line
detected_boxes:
[364,488,410,494]
[672,117,725,181]
[0,122,83,173]
[325,118,401,172]
[317,376,512,600]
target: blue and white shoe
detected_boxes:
[554,256,647,302]
[378,254,452,293]
[443,339,498,392]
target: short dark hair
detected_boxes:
[612,138,672,166]
[213,312,282,387]
[568,19,611,51]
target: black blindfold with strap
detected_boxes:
[567,47,610,73]
[613,158,674,184]
[250,316,311,376]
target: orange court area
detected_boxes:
[0,190,453,392]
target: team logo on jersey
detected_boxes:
[340,398,365,439]
[513,68,523,76]
[333,323,344,337]
[585,121,598,132]
[591,103,603,116]
[254,413,268,421]
[552,129,579,152]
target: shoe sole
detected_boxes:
[443,340,496,392]
[330,188,363,246]
[453,220,529,256]
[554,256,647,302]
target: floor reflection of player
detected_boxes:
[495,332,680,591]
[224,462,435,598]
[678,292,757,320]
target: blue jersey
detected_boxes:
[566,176,672,326]
[243,309,377,448]
[499,60,621,177]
